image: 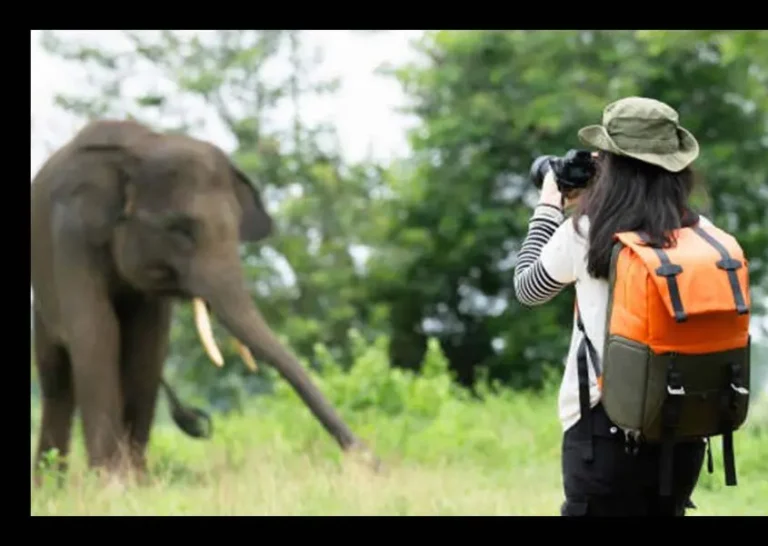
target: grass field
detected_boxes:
[30,337,768,516]
[31,386,768,516]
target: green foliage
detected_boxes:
[271,330,470,420]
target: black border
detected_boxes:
[23,24,768,527]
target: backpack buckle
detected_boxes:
[730,383,749,396]
[667,385,686,395]
[623,430,640,455]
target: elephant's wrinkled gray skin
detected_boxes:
[30,119,377,483]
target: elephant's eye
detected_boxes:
[163,214,197,242]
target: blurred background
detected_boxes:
[30,30,768,515]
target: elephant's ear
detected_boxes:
[230,163,273,243]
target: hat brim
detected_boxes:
[577,124,700,173]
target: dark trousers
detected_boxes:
[560,403,706,516]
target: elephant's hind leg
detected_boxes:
[120,298,173,480]
[33,311,74,487]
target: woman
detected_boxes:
[514,96,708,516]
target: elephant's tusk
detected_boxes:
[193,298,224,367]
[236,340,259,372]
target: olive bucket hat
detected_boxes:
[577,96,700,172]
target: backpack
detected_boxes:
[575,220,752,497]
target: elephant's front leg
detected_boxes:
[58,282,126,474]
[120,298,173,479]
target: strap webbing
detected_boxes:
[576,338,594,462]
[659,356,684,497]
[574,302,602,462]
[691,225,749,315]
[575,307,601,379]
[722,361,747,486]
[722,429,736,486]
[635,231,687,323]
[651,247,687,323]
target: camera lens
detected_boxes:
[530,155,556,189]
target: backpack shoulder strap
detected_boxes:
[574,240,627,458]
[688,224,750,315]
[575,301,601,381]
[574,299,597,461]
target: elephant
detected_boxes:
[30,119,378,483]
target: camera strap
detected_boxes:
[574,300,602,461]
[575,301,601,380]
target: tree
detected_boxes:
[371,30,768,390]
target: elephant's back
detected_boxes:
[30,136,80,343]
[30,155,61,341]
[70,118,155,150]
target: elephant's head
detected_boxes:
[89,120,375,462]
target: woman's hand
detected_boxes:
[538,170,563,209]
[538,159,593,211]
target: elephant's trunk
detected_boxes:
[189,251,366,455]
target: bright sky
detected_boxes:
[30,30,425,178]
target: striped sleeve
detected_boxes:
[513,204,569,306]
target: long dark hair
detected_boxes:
[572,151,704,280]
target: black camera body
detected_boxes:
[530,149,597,193]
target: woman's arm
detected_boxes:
[513,170,578,306]
[513,203,569,307]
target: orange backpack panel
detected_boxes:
[608,225,751,355]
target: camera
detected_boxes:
[530,149,597,193]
